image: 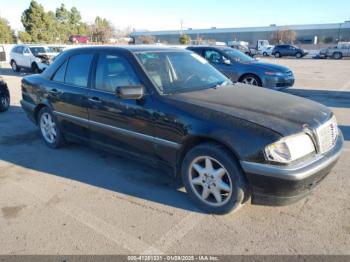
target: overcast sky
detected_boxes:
[1,0,350,31]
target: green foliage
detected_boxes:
[0,17,15,43]
[18,31,32,43]
[179,34,191,45]
[21,0,55,43]
[20,0,90,43]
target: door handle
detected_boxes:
[88,97,102,103]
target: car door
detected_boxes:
[46,52,94,141]
[202,49,239,82]
[22,47,32,68]
[87,51,156,158]
[286,46,296,56]
[15,46,25,66]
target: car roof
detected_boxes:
[65,45,189,54]
[188,45,231,50]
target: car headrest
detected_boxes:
[144,59,161,72]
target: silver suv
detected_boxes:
[9,45,58,73]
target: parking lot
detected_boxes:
[0,58,349,255]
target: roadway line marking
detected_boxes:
[12,179,162,254]
[142,212,205,254]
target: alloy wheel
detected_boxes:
[1,96,9,109]
[242,76,259,86]
[188,156,233,207]
[40,112,57,144]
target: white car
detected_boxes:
[9,45,59,73]
[259,46,274,56]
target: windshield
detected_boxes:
[223,49,254,63]
[30,47,47,56]
[136,51,231,94]
[48,46,64,53]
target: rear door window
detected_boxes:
[65,54,94,87]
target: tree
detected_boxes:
[55,4,87,41]
[87,16,114,43]
[138,35,155,44]
[69,7,87,35]
[273,30,297,44]
[18,31,32,43]
[21,0,56,43]
[0,17,15,43]
[179,34,191,45]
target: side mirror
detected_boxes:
[116,85,144,100]
[223,59,231,65]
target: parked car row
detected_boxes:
[20,46,343,214]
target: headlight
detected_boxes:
[265,133,315,164]
[265,71,283,76]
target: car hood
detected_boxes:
[169,84,332,136]
[248,61,291,72]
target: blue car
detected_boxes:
[187,46,294,89]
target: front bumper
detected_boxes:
[240,131,343,206]
[263,75,295,89]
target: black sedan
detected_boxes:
[187,46,294,89]
[271,45,308,58]
[21,46,343,214]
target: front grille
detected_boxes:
[316,116,338,154]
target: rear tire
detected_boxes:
[38,107,66,148]
[333,52,343,60]
[181,143,248,214]
[274,52,281,58]
[10,60,20,72]
[263,52,268,56]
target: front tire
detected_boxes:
[0,87,10,112]
[295,52,302,58]
[240,74,262,86]
[31,63,40,73]
[181,143,248,214]
[38,107,65,148]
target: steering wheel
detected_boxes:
[184,74,201,85]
